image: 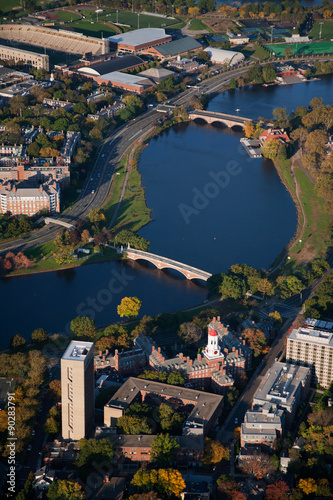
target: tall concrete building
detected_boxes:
[61,341,94,441]
[286,325,333,388]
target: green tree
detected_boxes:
[70,316,96,338]
[262,64,276,83]
[131,469,185,498]
[117,414,152,434]
[75,438,114,480]
[229,77,237,89]
[31,328,48,343]
[151,434,180,465]
[16,471,35,500]
[117,296,142,319]
[219,274,246,300]
[44,416,59,434]
[47,480,84,500]
[167,371,185,386]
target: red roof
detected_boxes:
[209,328,218,337]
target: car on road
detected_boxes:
[27,445,32,451]
[234,418,238,424]
[91,190,95,194]
[32,430,35,436]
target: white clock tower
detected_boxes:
[204,328,223,360]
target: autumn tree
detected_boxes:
[10,334,26,349]
[88,208,105,226]
[266,480,290,500]
[217,474,238,498]
[241,328,266,357]
[262,139,280,159]
[256,278,274,297]
[151,434,180,465]
[117,296,142,319]
[244,121,256,138]
[48,379,61,401]
[70,316,96,338]
[298,478,317,496]
[203,438,230,465]
[239,451,277,478]
[47,480,84,500]
[81,229,90,244]
[39,147,60,158]
[131,469,185,498]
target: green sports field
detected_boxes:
[94,10,180,29]
[265,41,333,57]
[309,21,333,40]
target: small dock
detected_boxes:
[240,138,262,158]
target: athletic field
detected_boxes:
[265,41,333,57]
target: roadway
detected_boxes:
[0,62,254,255]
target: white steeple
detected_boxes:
[204,327,223,360]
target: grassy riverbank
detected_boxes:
[271,156,329,273]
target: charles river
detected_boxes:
[1,76,333,348]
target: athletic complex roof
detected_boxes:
[77,55,144,76]
[108,28,169,49]
[204,47,244,65]
[154,36,201,57]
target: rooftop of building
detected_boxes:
[108,28,168,47]
[138,66,174,81]
[62,341,94,361]
[97,71,153,88]
[0,180,59,198]
[244,404,285,425]
[241,424,277,437]
[154,36,201,57]
[0,43,48,59]
[289,326,333,345]
[254,362,310,407]
[305,318,333,331]
[78,55,144,76]
[105,377,223,425]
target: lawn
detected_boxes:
[265,41,333,57]
[64,20,117,38]
[283,165,329,268]
[99,10,181,29]
[188,18,211,31]
[309,20,333,40]
[1,0,22,15]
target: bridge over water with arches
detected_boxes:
[122,246,212,281]
[188,109,254,129]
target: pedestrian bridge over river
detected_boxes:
[189,109,253,129]
[123,246,212,281]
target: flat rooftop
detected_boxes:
[62,341,94,361]
[108,28,168,47]
[0,43,48,59]
[289,327,333,345]
[99,71,152,88]
[254,362,310,407]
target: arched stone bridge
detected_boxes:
[123,246,212,281]
[189,109,253,129]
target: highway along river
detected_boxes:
[1,76,333,347]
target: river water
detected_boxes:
[1,76,332,348]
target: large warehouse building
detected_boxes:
[0,25,109,56]
[0,44,49,71]
[108,28,171,53]
[143,36,201,59]
[204,47,244,66]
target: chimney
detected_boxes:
[232,347,235,352]
[115,349,118,355]
[152,345,155,352]
[186,356,190,362]
[158,347,161,353]
[224,348,228,355]
[179,353,183,359]
[197,354,202,361]
[243,340,246,345]
[161,356,165,362]
[213,317,216,323]
[106,349,109,355]
[39,185,43,193]
[189,359,193,366]
[12,185,16,193]
[217,316,220,322]
[235,350,238,356]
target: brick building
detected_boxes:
[95,318,252,395]
[0,179,60,215]
[104,377,224,466]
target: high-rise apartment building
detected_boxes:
[61,341,94,440]
[286,326,333,388]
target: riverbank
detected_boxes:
[269,153,329,274]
